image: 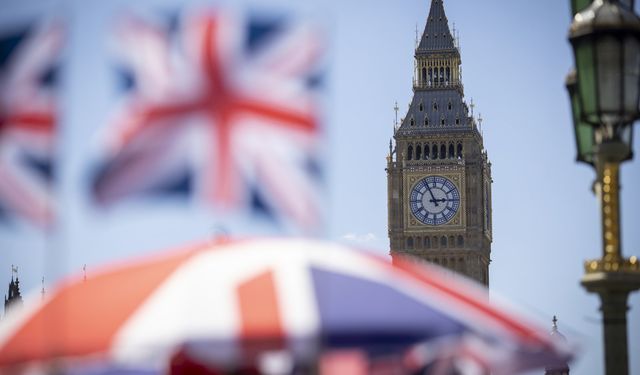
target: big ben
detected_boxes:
[387,0,492,286]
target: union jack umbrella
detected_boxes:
[0,239,573,374]
[0,21,63,227]
[92,10,325,234]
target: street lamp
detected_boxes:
[567,1,640,374]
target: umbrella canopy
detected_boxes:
[0,238,573,374]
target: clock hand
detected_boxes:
[425,184,439,207]
[429,197,459,203]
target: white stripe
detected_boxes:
[110,248,242,367]
[271,241,321,357]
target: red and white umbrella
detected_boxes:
[0,238,573,374]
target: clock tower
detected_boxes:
[387,0,492,285]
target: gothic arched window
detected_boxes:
[421,67,427,84]
[439,67,444,83]
[424,117,429,126]
[425,236,431,248]
[441,236,447,247]
[424,145,430,159]
[448,144,455,158]
[446,67,451,83]
[457,143,463,158]
[433,236,439,248]
[407,237,414,249]
[416,145,422,160]
[440,144,446,159]
[432,145,438,159]
[407,145,413,160]
[449,235,455,247]
[457,235,464,247]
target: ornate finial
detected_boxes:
[415,23,419,48]
[11,265,17,280]
[478,113,483,133]
[469,98,475,117]
[452,22,456,43]
[389,139,393,156]
[552,315,558,331]
[394,101,399,128]
[83,264,87,282]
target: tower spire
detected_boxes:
[417,0,457,53]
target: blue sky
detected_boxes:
[1,0,640,374]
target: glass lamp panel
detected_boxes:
[570,81,596,164]
[618,122,634,158]
[575,40,599,124]
[610,123,635,161]
[596,36,623,124]
[623,36,640,117]
[571,0,592,15]
[576,122,596,164]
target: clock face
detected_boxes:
[410,176,460,225]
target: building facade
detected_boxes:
[4,275,23,317]
[387,0,492,285]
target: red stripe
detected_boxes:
[117,101,201,146]
[2,112,54,133]
[389,256,547,346]
[0,245,200,365]
[0,169,50,226]
[202,17,226,99]
[235,99,316,133]
[237,270,284,339]
[237,270,285,356]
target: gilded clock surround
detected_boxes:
[386,0,492,286]
[405,172,465,229]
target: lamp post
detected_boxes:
[567,1,640,374]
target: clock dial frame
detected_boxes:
[409,175,460,226]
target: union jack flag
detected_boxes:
[92,10,326,234]
[0,22,63,227]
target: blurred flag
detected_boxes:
[0,21,63,227]
[92,9,326,235]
